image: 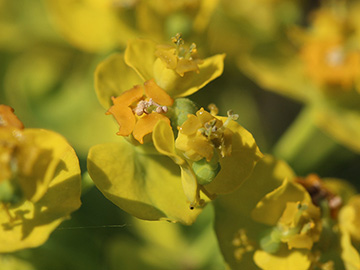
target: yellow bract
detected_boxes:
[0,105,81,252]
[152,121,200,209]
[339,195,360,270]
[252,179,322,250]
[339,196,360,242]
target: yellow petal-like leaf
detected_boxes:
[152,120,183,165]
[339,195,360,242]
[214,156,295,270]
[124,39,157,81]
[251,179,310,226]
[95,53,143,109]
[254,248,311,270]
[204,119,263,194]
[180,164,199,209]
[340,228,360,270]
[88,140,202,225]
[153,54,226,98]
[0,129,81,253]
[44,0,138,52]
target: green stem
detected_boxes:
[272,107,355,175]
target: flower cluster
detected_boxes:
[88,35,263,223]
[2,1,360,268]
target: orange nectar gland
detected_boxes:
[106,79,174,144]
[301,40,360,89]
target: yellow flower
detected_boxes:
[252,179,322,252]
[152,107,262,209]
[175,107,235,162]
[0,105,81,252]
[299,9,360,90]
[106,79,173,144]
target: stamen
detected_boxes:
[300,221,315,234]
[171,33,198,60]
[171,33,184,47]
[133,99,169,116]
[208,103,219,116]
[134,100,146,116]
[224,110,239,126]
[185,43,197,60]
[326,47,345,67]
[294,202,308,225]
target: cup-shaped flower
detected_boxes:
[152,107,263,209]
[251,179,322,252]
[0,105,81,252]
